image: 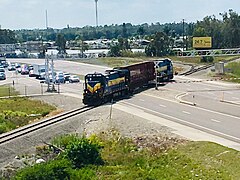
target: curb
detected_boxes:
[220,100,240,106]
[175,93,196,106]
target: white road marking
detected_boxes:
[121,101,240,143]
[142,93,240,120]
[159,104,166,108]
[207,92,214,95]
[139,99,145,102]
[211,119,221,123]
[182,111,191,115]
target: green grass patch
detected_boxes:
[0,85,19,97]
[69,57,148,68]
[222,61,240,83]
[0,97,56,134]
[70,55,240,69]
[12,131,240,180]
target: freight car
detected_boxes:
[83,59,173,106]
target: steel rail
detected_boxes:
[179,64,213,76]
[0,106,95,145]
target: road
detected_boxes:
[1,58,240,150]
[7,58,109,75]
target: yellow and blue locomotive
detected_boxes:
[83,59,173,106]
[83,69,128,106]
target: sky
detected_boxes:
[0,0,239,30]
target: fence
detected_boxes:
[0,82,62,98]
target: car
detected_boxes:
[0,68,5,73]
[8,63,16,71]
[29,69,35,77]
[63,73,71,82]
[55,74,65,84]
[21,64,29,75]
[0,72,6,80]
[69,75,80,83]
[28,65,33,70]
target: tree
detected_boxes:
[0,29,16,44]
[221,10,240,48]
[108,44,121,57]
[55,33,66,54]
[145,32,171,57]
[137,26,145,38]
[75,36,89,56]
[122,23,128,38]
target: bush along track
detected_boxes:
[6,131,240,180]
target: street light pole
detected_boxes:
[95,0,99,27]
[154,61,159,90]
[182,19,185,51]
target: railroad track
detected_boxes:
[179,64,213,76]
[0,106,95,145]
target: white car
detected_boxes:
[69,75,80,83]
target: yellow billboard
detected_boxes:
[193,37,212,48]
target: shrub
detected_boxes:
[14,159,72,180]
[0,123,8,134]
[200,56,214,63]
[52,134,82,150]
[64,136,104,168]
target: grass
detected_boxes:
[0,85,19,97]
[95,132,240,179]
[0,85,56,134]
[69,57,148,68]
[14,131,239,180]
[70,55,240,69]
[219,61,240,83]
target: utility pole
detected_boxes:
[182,19,185,51]
[45,10,48,29]
[154,61,159,90]
[95,0,98,27]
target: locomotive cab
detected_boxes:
[83,73,106,105]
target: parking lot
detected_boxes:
[0,61,83,98]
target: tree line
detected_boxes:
[0,9,239,57]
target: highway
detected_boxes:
[122,93,240,143]
[2,58,240,150]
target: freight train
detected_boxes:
[83,59,173,106]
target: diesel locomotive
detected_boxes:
[83,59,173,106]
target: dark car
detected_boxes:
[0,72,6,80]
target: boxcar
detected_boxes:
[115,61,155,91]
